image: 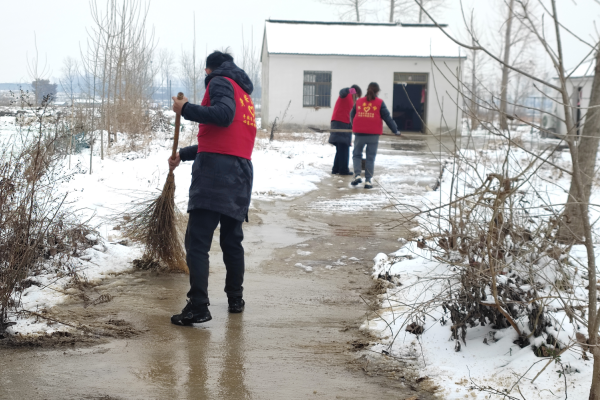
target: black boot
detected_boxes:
[228,297,245,313]
[171,300,212,326]
[351,175,363,186]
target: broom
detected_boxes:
[122,92,189,273]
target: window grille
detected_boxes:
[394,73,428,84]
[303,71,332,107]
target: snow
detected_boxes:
[567,58,595,78]
[365,243,593,399]
[251,138,330,199]
[6,243,140,336]
[3,110,599,397]
[265,20,463,58]
[361,131,599,399]
[294,262,313,272]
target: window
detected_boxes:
[303,71,332,107]
[394,73,428,84]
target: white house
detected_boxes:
[260,20,465,134]
[544,59,595,137]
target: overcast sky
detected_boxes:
[0,0,598,83]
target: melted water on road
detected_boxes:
[0,139,450,400]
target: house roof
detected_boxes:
[567,58,595,79]
[263,20,463,59]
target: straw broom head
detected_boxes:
[120,92,189,273]
[143,169,188,273]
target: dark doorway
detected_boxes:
[392,73,428,133]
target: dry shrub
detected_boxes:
[0,92,96,334]
[104,102,153,153]
[417,166,575,356]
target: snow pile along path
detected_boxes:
[364,246,592,399]
[360,133,597,399]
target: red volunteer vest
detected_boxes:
[197,77,257,160]
[352,97,384,135]
[331,93,354,124]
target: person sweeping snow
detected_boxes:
[168,50,257,325]
[350,82,400,189]
[329,85,361,175]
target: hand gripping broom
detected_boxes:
[122,92,189,273]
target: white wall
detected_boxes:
[260,35,270,125]
[553,76,593,135]
[263,53,464,134]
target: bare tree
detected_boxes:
[415,0,446,23]
[26,33,56,105]
[465,35,486,130]
[157,48,175,106]
[498,0,515,130]
[26,32,51,83]
[321,0,370,22]
[59,57,79,107]
[415,0,600,396]
[559,48,600,243]
[387,0,411,22]
[241,26,261,103]
[179,50,204,105]
[459,9,489,130]
[80,0,157,160]
[387,0,446,23]
[179,13,203,104]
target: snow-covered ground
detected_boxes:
[3,110,597,398]
[360,130,598,399]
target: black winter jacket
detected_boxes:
[179,62,255,221]
[328,88,353,146]
[350,99,399,134]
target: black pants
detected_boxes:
[332,143,350,174]
[185,208,245,305]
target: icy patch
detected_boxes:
[294,263,313,272]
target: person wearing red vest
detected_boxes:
[329,85,361,175]
[168,51,257,326]
[350,82,400,189]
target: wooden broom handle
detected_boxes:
[172,92,184,160]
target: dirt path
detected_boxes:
[1,138,443,400]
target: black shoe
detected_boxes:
[171,300,212,326]
[364,179,373,189]
[228,297,245,313]
[339,171,354,176]
[351,175,362,186]
[331,170,339,175]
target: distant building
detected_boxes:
[260,20,465,134]
[544,59,595,137]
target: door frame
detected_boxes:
[393,72,428,133]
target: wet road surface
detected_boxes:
[0,135,450,400]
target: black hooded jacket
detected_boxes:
[178,62,255,221]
